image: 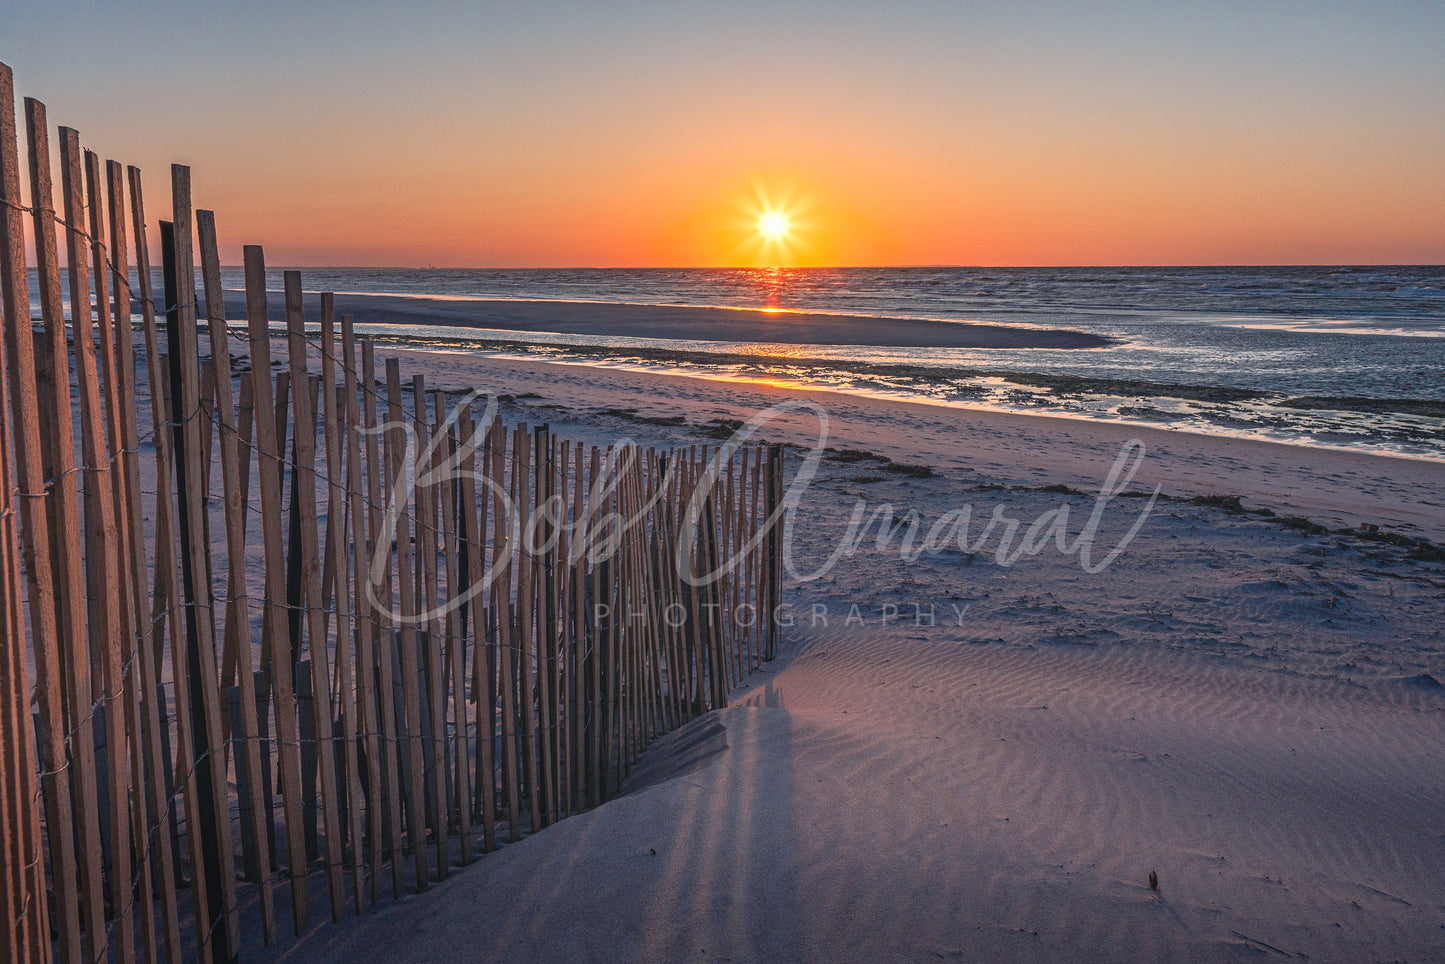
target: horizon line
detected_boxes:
[198,262,1445,272]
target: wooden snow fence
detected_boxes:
[0,62,784,963]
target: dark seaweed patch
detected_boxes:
[1279,516,1329,535]
[1276,396,1445,418]
[824,447,890,464]
[882,463,935,478]
[1187,494,1246,513]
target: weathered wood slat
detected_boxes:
[642,452,664,740]
[74,143,140,964]
[532,425,556,828]
[290,376,319,860]
[766,445,781,659]
[169,165,242,961]
[221,367,256,694]
[197,209,278,943]
[385,358,430,888]
[443,400,474,863]
[553,438,571,818]
[162,212,223,963]
[587,445,604,806]
[320,303,367,912]
[102,158,163,963]
[363,342,406,899]
[617,448,632,786]
[26,102,109,964]
[0,63,62,964]
[602,448,621,798]
[124,164,187,964]
[285,275,348,920]
[461,403,497,852]
[342,321,385,904]
[642,450,669,738]
[414,379,449,875]
[243,246,313,932]
[434,391,472,866]
[491,420,522,841]
[665,451,687,724]
[513,423,541,831]
[568,441,585,815]
[199,357,217,499]
[627,452,642,768]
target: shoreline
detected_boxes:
[373,341,1445,464]
[194,291,1445,462]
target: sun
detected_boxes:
[713,177,819,266]
[759,211,791,242]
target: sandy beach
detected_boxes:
[259,351,1445,963]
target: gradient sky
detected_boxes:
[3,1,1443,267]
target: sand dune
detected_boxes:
[290,630,1445,962]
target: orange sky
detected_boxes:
[7,3,1444,267]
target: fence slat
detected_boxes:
[124,164,188,964]
[26,100,110,964]
[585,446,602,806]
[243,246,313,933]
[461,405,497,852]
[449,402,477,860]
[321,302,367,913]
[343,322,385,903]
[385,358,430,888]
[569,442,587,813]
[197,209,279,943]
[0,63,60,964]
[490,420,522,841]
[102,158,159,964]
[533,427,554,826]
[513,424,543,830]
[75,142,142,964]
[603,448,621,798]
[169,167,242,961]
[414,379,449,875]
[363,342,406,900]
[435,390,472,866]
[284,274,348,920]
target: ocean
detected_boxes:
[35,265,1445,460]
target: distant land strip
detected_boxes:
[217,290,1114,350]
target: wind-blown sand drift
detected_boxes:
[261,354,1444,963]
[220,291,1113,349]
